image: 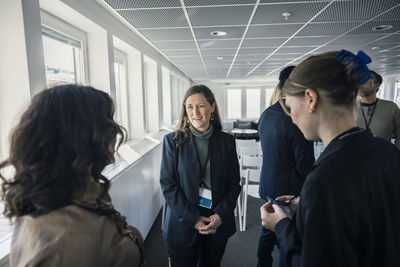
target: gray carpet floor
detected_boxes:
[143,196,279,267]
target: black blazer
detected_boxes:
[258,102,314,200]
[275,128,400,266]
[160,130,241,246]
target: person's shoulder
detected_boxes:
[378,98,398,108]
[217,130,234,140]
[164,131,179,144]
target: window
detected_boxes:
[162,66,172,126]
[377,82,385,99]
[143,56,159,133]
[114,49,130,137]
[265,88,274,107]
[395,81,400,107]
[246,89,260,119]
[227,89,241,119]
[171,74,179,123]
[40,11,88,87]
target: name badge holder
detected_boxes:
[199,187,212,209]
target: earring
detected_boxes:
[211,113,215,121]
[309,108,315,114]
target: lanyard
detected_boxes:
[360,100,378,130]
[194,141,210,188]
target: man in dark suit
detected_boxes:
[257,66,314,267]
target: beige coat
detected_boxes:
[10,180,143,267]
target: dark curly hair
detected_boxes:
[0,84,125,218]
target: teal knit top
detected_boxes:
[189,124,213,189]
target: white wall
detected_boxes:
[0,0,42,160]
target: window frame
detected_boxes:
[40,9,89,85]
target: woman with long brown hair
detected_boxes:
[160,85,241,267]
[0,84,143,266]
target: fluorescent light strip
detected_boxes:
[245,0,336,77]
[97,0,192,80]
[226,0,260,80]
[179,0,209,80]
[264,3,400,77]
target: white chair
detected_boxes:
[236,139,256,148]
[240,155,262,231]
[237,146,260,157]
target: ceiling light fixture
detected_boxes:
[282,12,291,20]
[371,46,381,50]
[212,56,224,60]
[372,25,393,31]
[210,31,227,37]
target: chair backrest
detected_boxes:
[236,139,256,148]
[246,169,261,182]
[238,146,260,157]
[241,155,262,169]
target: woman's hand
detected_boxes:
[196,214,222,235]
[194,216,212,232]
[276,195,300,214]
[260,202,288,232]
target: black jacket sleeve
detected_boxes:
[160,134,200,227]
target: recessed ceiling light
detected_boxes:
[371,46,381,50]
[282,12,291,20]
[372,25,393,31]
[210,31,227,37]
[212,56,224,60]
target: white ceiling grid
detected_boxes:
[103,0,400,81]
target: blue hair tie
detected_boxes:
[334,49,372,85]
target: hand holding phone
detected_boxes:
[267,196,298,219]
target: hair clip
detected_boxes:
[334,49,372,85]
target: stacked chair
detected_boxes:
[235,139,262,231]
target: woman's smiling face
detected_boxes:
[185,93,215,132]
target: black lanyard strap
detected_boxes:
[194,141,210,188]
[361,100,378,130]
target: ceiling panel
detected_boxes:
[118,9,188,28]
[139,28,193,41]
[185,0,257,6]
[104,0,181,9]
[237,48,276,55]
[198,39,241,49]
[201,49,238,56]
[187,6,253,26]
[194,26,246,39]
[298,22,361,36]
[279,46,317,53]
[164,50,199,57]
[371,34,400,44]
[247,24,303,38]
[253,2,330,24]
[241,38,288,47]
[348,20,400,35]
[155,41,197,50]
[284,36,335,46]
[315,0,400,22]
[328,34,389,46]
[375,5,400,20]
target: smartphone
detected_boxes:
[266,196,295,206]
[266,196,295,219]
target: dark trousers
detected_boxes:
[257,227,285,267]
[167,235,228,267]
